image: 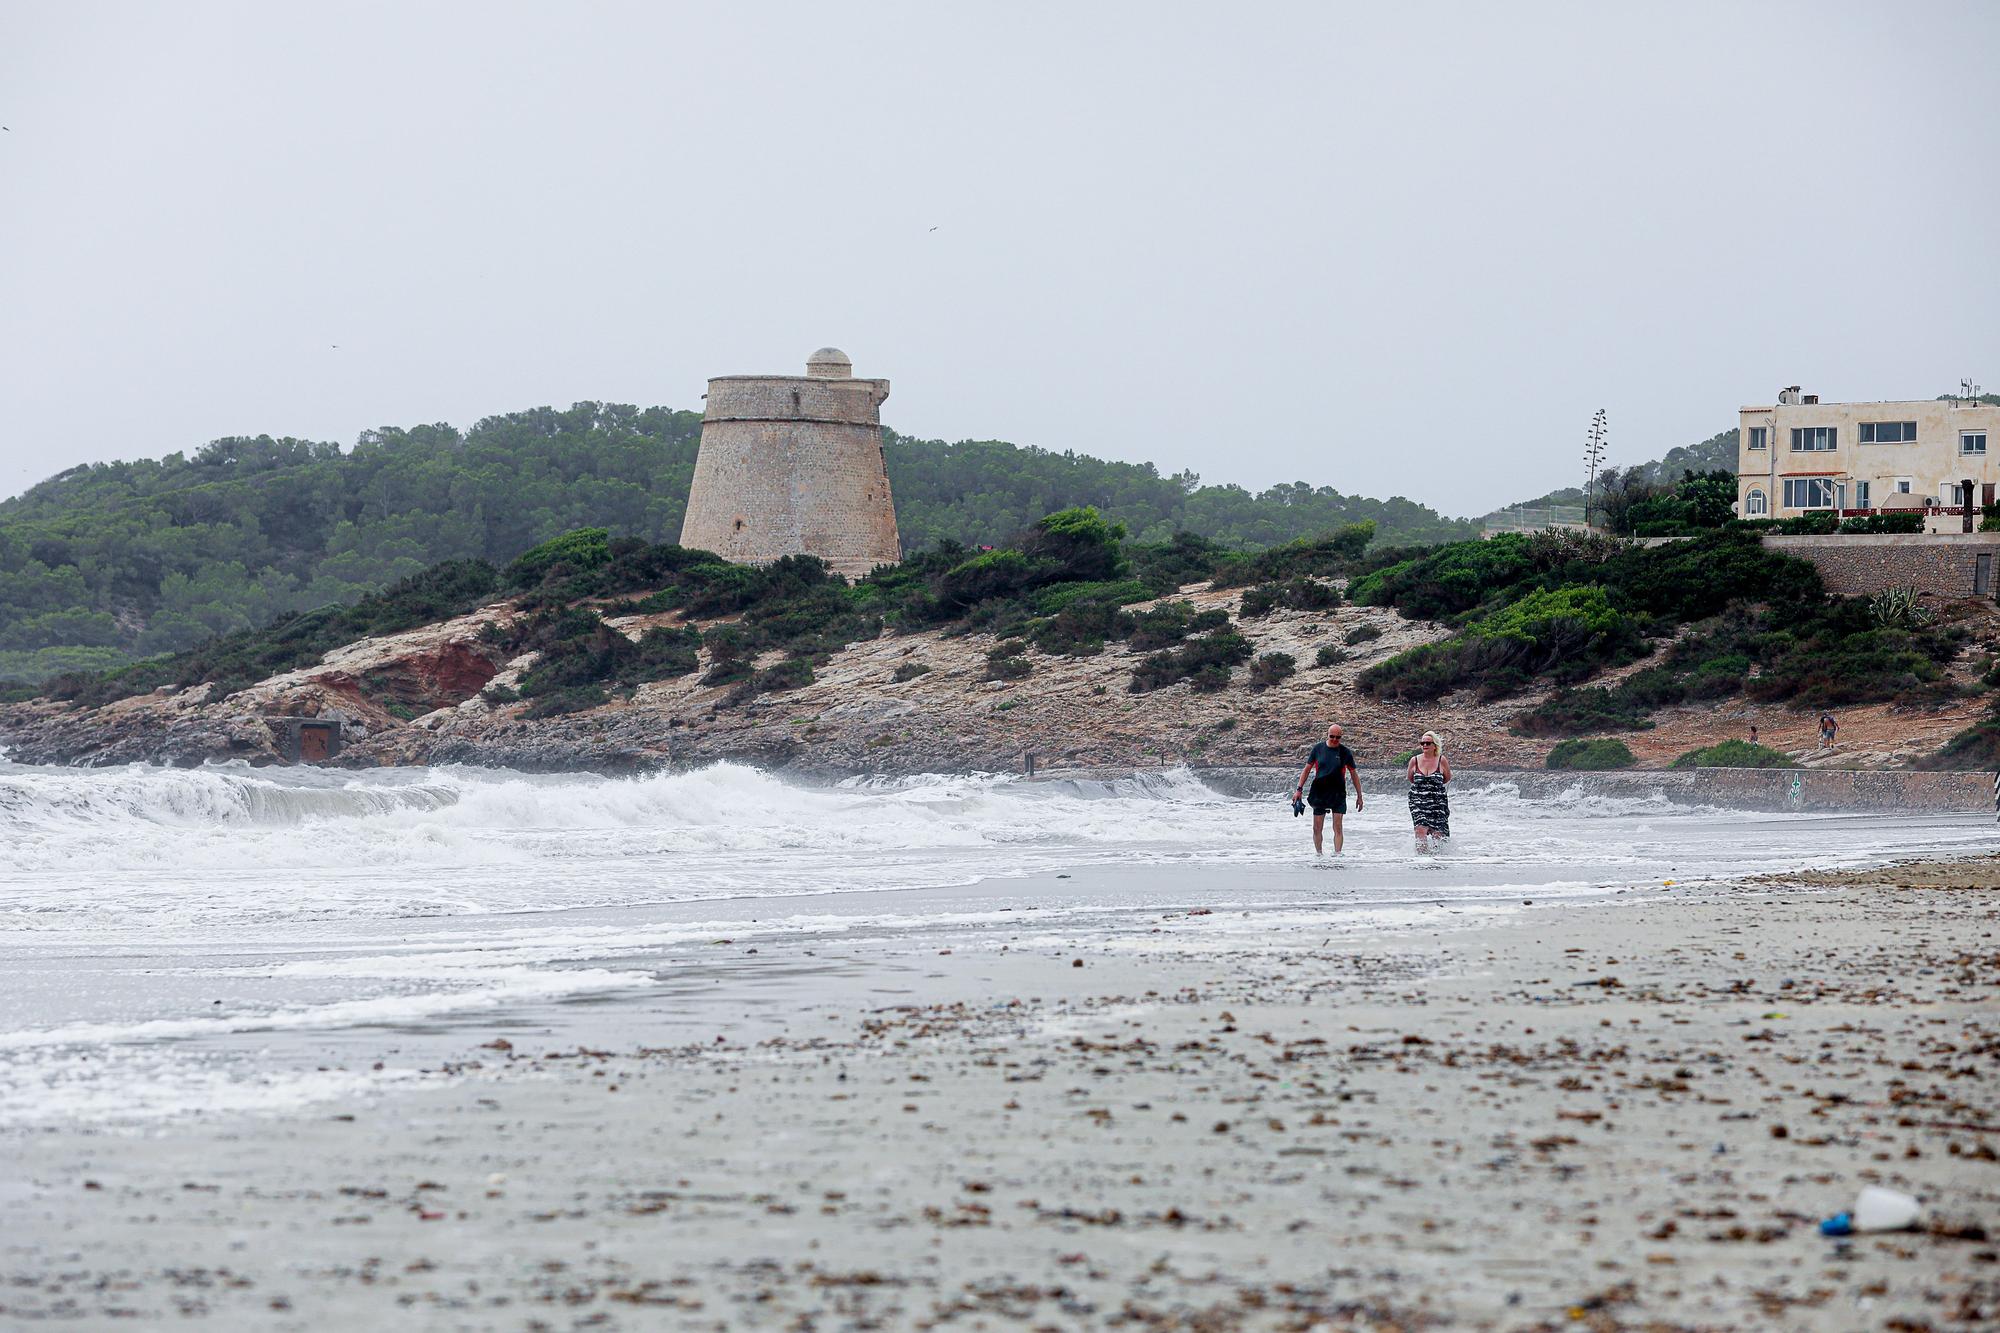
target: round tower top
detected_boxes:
[805,347,852,379]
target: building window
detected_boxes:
[1854,481,1871,508]
[1858,421,1917,443]
[1746,426,1767,451]
[1897,479,1912,493]
[1790,426,1837,451]
[1744,488,1768,516]
[1963,431,1988,456]
[1783,478,1837,508]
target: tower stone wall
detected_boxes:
[678,348,900,580]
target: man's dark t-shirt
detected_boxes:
[1305,742,1357,814]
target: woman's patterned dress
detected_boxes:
[1407,766,1450,836]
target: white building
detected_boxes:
[1736,387,1997,519]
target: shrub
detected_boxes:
[1126,531,1232,594]
[1361,586,1642,701]
[1029,597,1121,656]
[1031,579,1153,615]
[1020,506,1128,584]
[521,684,608,718]
[1188,664,1233,692]
[891,661,932,683]
[1346,533,1537,620]
[938,549,1040,612]
[1314,643,1348,668]
[513,613,702,703]
[1342,560,1409,608]
[1524,527,1626,571]
[1839,511,1926,535]
[957,596,1035,640]
[1124,601,1229,651]
[1464,586,1639,668]
[504,528,612,589]
[1208,522,1375,589]
[1746,624,1945,708]
[1355,644,1461,702]
[1285,577,1341,611]
[983,646,1032,681]
[1352,529,1821,630]
[1772,512,1839,535]
[720,656,818,708]
[1545,737,1637,770]
[1344,623,1383,646]
[1242,577,1341,618]
[1589,530,1822,622]
[623,626,702,684]
[708,636,760,684]
[1915,702,2000,770]
[1129,628,1253,693]
[1248,652,1296,690]
[1512,686,1654,736]
[1670,739,1792,769]
[1868,585,1937,630]
[1240,584,1283,618]
[1684,661,1747,699]
[757,655,816,693]
[1616,666,1689,709]
[1472,665,1534,701]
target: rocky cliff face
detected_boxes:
[3,583,1988,775]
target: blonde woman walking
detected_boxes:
[1405,730,1451,852]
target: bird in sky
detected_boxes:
[928,225,938,232]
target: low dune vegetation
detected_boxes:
[1347,527,1975,735]
[1671,739,1794,769]
[36,511,1994,756]
[1544,737,1636,770]
[40,510,1379,712]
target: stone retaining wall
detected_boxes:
[1762,533,2000,599]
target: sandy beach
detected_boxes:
[5,851,1996,1331]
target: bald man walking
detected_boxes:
[1292,723,1363,855]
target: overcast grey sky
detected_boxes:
[3,1,1996,515]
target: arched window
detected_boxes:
[1744,489,1768,517]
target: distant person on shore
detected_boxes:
[1406,730,1451,853]
[1818,713,1838,748]
[1292,723,1362,855]
[1748,723,1759,746]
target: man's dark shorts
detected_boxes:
[1308,778,1346,816]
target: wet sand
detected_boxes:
[4,859,1997,1330]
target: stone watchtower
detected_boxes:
[678,347,900,579]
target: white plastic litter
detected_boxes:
[1852,1186,1922,1232]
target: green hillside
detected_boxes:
[1485,427,1740,521]
[0,406,1475,683]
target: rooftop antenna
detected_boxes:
[1963,378,1983,405]
[1583,408,1609,528]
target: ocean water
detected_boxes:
[1,758,1991,1127]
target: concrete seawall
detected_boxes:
[1032,765,1997,814]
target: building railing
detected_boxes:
[1810,506,1972,518]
